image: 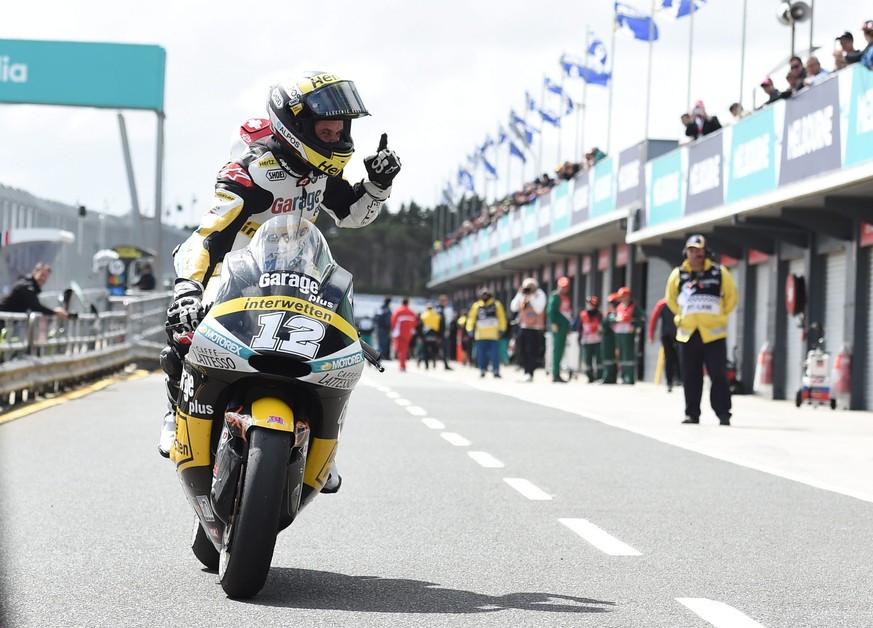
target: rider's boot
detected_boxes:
[157,339,186,458]
[322,460,342,493]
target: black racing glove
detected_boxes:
[364,133,401,191]
[166,278,205,333]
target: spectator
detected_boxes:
[374,296,393,360]
[572,295,603,383]
[788,55,807,85]
[417,303,442,370]
[758,77,783,107]
[466,288,507,378]
[585,147,607,167]
[509,277,547,382]
[860,21,873,69]
[612,286,644,385]
[0,263,68,332]
[648,297,680,392]
[600,292,620,384]
[803,55,831,87]
[727,103,746,125]
[685,100,721,140]
[679,113,693,145]
[131,262,156,291]
[546,276,573,383]
[436,294,453,370]
[784,69,803,96]
[665,234,738,426]
[390,298,418,372]
[555,161,581,181]
[833,31,860,70]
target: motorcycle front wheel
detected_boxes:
[219,427,291,599]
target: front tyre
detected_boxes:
[219,428,291,599]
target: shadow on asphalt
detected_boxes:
[250,568,615,615]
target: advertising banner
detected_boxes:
[571,170,590,226]
[779,77,841,186]
[551,180,571,234]
[726,105,777,204]
[844,64,873,167]
[591,156,615,218]
[615,142,644,210]
[522,202,538,246]
[537,193,552,239]
[0,38,165,111]
[685,131,724,214]
[497,213,511,255]
[646,150,684,227]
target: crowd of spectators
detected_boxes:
[677,19,873,144]
[436,146,607,252]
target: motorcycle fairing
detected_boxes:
[171,408,213,472]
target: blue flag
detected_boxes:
[563,96,574,116]
[616,1,659,41]
[659,0,706,18]
[560,34,611,86]
[509,109,540,145]
[525,91,537,112]
[498,125,508,145]
[509,141,527,163]
[458,167,475,193]
[538,108,560,127]
[482,156,498,179]
[544,76,563,95]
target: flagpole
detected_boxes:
[739,0,748,107]
[580,29,591,162]
[686,0,695,113]
[607,8,617,154]
[538,76,546,176]
[557,72,565,166]
[644,0,655,140]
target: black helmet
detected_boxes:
[267,71,369,177]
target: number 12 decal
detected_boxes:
[251,312,325,359]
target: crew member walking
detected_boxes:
[613,286,644,384]
[546,276,573,383]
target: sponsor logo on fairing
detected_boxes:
[187,398,214,417]
[317,353,365,371]
[270,190,323,214]
[198,324,246,356]
[259,272,320,294]
[266,415,285,426]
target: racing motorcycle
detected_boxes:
[168,214,382,599]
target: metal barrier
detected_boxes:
[0,291,172,407]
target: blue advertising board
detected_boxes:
[725,105,777,204]
[647,150,684,226]
[0,39,165,111]
[844,64,873,167]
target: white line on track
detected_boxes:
[394,398,411,406]
[468,451,504,468]
[406,406,427,416]
[441,432,470,446]
[385,391,400,399]
[504,478,552,500]
[421,418,445,429]
[676,598,767,628]
[557,518,642,556]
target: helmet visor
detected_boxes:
[305,81,369,119]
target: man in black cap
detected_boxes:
[834,31,860,70]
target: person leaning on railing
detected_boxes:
[0,263,68,333]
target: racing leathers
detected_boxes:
[174,118,391,300]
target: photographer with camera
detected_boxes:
[510,277,547,382]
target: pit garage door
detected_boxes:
[823,250,846,354]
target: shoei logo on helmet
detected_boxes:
[271,88,283,109]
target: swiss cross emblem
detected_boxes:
[245,118,265,130]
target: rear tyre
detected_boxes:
[191,517,219,571]
[219,428,290,599]
[795,390,802,408]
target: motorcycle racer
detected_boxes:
[158,71,401,476]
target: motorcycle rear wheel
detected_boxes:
[219,428,291,599]
[190,517,219,571]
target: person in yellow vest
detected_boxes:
[466,289,508,378]
[666,234,738,426]
[510,277,547,382]
[546,276,573,383]
[572,295,603,383]
[418,303,442,369]
[613,286,645,384]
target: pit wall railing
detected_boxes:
[0,291,171,407]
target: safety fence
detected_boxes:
[0,292,171,408]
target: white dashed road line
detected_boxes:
[557,518,642,556]
[441,432,470,446]
[421,418,445,429]
[394,398,411,406]
[504,478,552,500]
[386,391,400,399]
[406,406,428,416]
[468,451,505,468]
[676,598,768,628]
